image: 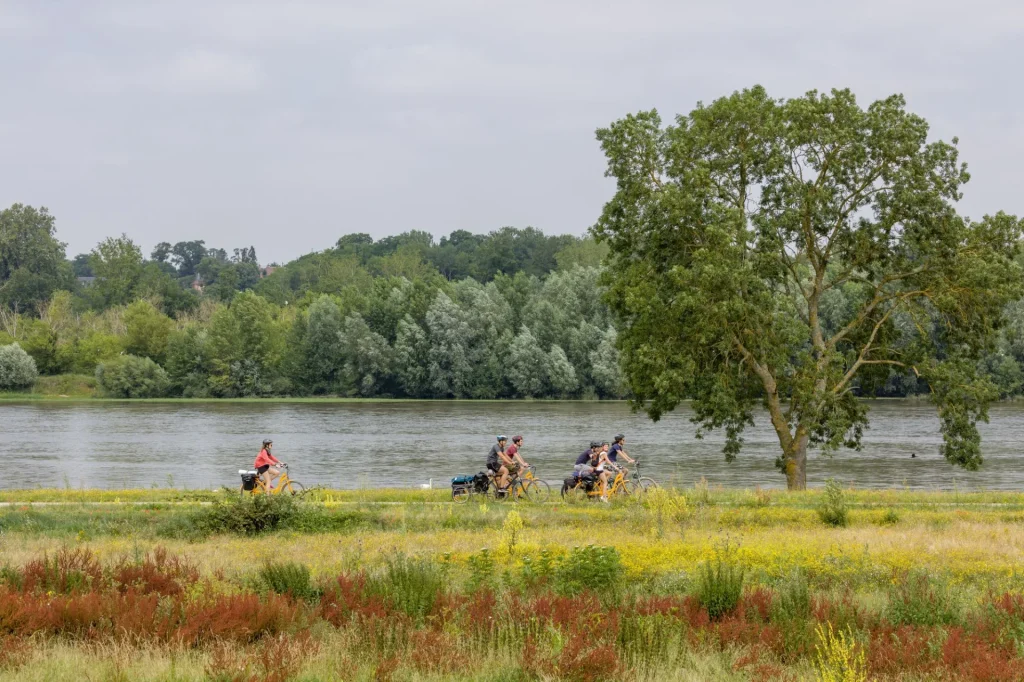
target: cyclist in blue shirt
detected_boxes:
[608,434,636,466]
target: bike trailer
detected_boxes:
[239,469,258,491]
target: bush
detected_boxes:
[366,554,445,622]
[886,571,961,626]
[694,558,745,620]
[877,508,901,526]
[817,478,849,527]
[555,545,622,597]
[772,567,811,621]
[0,343,38,389]
[197,494,300,536]
[95,354,169,398]
[258,561,319,601]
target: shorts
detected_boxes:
[506,462,520,475]
[487,461,501,473]
[256,464,271,475]
[574,464,594,477]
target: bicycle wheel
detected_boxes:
[283,480,305,496]
[522,479,551,503]
[453,487,471,503]
[492,481,513,501]
[618,479,638,496]
[561,483,587,503]
[637,477,658,493]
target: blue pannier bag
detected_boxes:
[451,475,474,485]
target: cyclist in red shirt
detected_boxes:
[254,439,283,492]
[506,435,530,475]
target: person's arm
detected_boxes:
[621,448,636,464]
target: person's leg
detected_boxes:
[265,466,281,492]
[499,465,509,489]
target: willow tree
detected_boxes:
[594,86,1022,489]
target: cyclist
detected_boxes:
[594,441,613,502]
[609,434,636,466]
[487,435,511,490]
[573,441,598,477]
[505,435,530,476]
[254,439,283,492]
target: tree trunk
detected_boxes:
[783,432,808,491]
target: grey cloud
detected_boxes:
[0,0,1021,261]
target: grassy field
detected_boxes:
[1,485,1023,681]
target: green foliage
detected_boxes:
[878,508,901,526]
[694,557,745,621]
[207,291,283,396]
[195,494,300,536]
[0,204,70,312]
[95,354,169,398]
[257,560,319,601]
[594,87,1024,489]
[817,479,849,528]
[772,567,811,621]
[467,548,496,592]
[90,234,144,306]
[885,571,962,626]
[0,343,38,389]
[123,300,173,363]
[164,326,213,397]
[554,545,622,597]
[366,554,445,621]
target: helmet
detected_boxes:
[512,435,523,443]
[614,434,625,442]
[589,441,601,449]
[262,439,273,447]
[497,435,508,442]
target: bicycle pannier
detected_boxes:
[240,470,258,491]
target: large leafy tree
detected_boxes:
[594,86,1023,489]
[0,204,71,312]
[90,235,144,307]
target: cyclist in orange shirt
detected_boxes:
[254,439,283,492]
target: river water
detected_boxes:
[0,400,1021,491]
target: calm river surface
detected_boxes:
[0,400,1022,491]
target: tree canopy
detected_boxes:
[594,86,1024,489]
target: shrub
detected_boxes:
[773,567,811,622]
[555,546,622,597]
[366,554,444,622]
[877,508,901,526]
[694,557,745,620]
[198,494,300,536]
[95,354,169,398]
[467,548,496,592]
[885,571,961,626]
[258,561,319,601]
[0,343,38,389]
[817,478,849,527]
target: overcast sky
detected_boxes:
[1,1,1022,262]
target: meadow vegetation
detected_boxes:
[0,486,1023,680]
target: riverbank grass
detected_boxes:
[1,487,1023,680]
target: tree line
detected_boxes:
[0,206,620,398]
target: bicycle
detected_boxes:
[518,465,551,502]
[561,458,656,501]
[240,463,305,497]
[489,465,547,503]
